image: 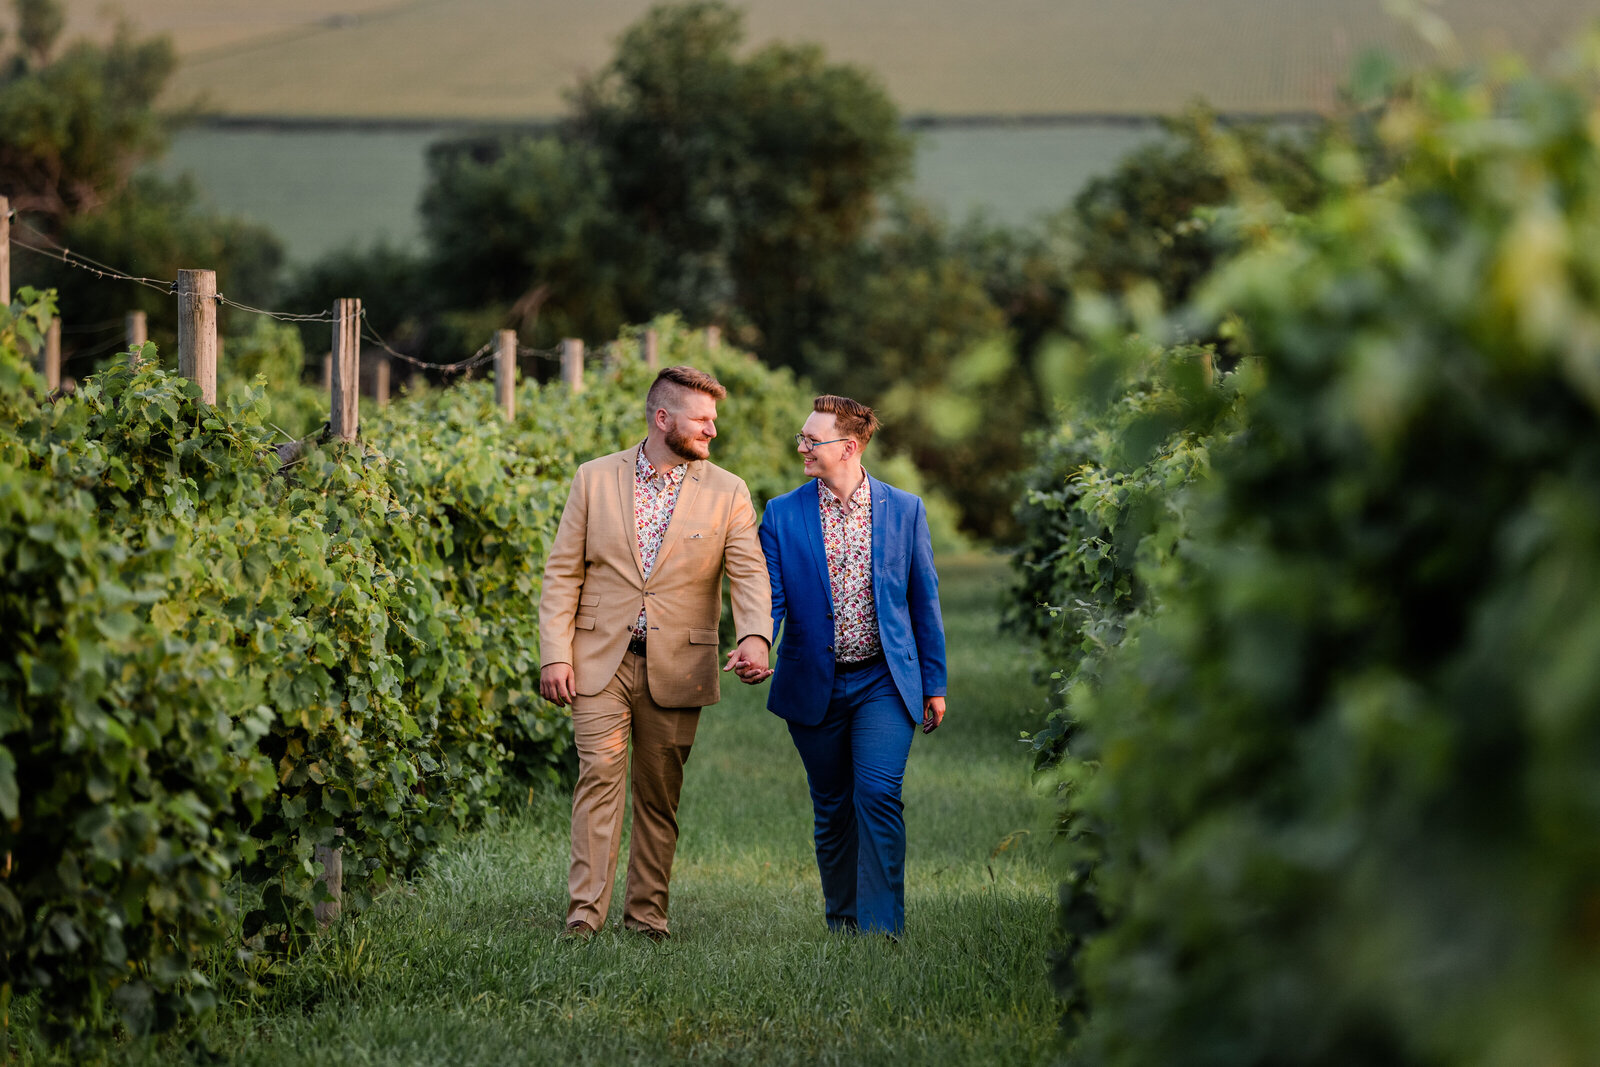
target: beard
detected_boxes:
[665,423,708,461]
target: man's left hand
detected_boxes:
[922,696,946,734]
[723,635,774,684]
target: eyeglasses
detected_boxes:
[795,434,850,452]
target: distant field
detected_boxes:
[44,0,1600,120]
[156,123,1164,265]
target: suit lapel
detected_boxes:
[650,459,703,577]
[616,448,645,580]
[867,472,886,595]
[801,480,834,610]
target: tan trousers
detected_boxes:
[567,650,701,934]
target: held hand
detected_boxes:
[540,663,578,707]
[922,696,946,734]
[723,636,774,685]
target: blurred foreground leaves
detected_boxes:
[1014,40,1600,1067]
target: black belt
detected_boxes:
[834,652,884,672]
[628,634,647,657]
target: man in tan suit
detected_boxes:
[539,365,773,941]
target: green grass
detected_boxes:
[58,553,1062,1065]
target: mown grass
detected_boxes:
[28,553,1062,1065]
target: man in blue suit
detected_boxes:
[746,394,947,937]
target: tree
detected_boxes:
[422,0,912,363]
[419,134,624,347]
[12,0,63,69]
[1068,108,1321,312]
[0,4,283,367]
[0,1,174,219]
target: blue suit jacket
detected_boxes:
[760,474,947,726]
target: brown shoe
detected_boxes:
[561,920,596,941]
[626,925,669,943]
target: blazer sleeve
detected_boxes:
[907,497,947,698]
[724,479,773,645]
[538,464,589,667]
[759,502,785,645]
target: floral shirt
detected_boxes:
[632,443,687,640]
[820,473,881,663]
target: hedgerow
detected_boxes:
[1017,49,1600,1066]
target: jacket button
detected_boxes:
[826,612,834,619]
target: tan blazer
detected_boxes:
[538,447,772,708]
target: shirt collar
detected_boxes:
[636,442,687,487]
[821,470,871,513]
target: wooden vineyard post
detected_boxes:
[331,298,361,442]
[41,317,60,392]
[126,310,147,364]
[705,325,721,351]
[177,270,218,404]
[496,329,516,420]
[126,311,147,348]
[314,829,343,927]
[643,328,659,370]
[322,352,332,391]
[561,337,584,394]
[1,195,10,306]
[376,354,391,407]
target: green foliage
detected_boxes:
[1067,108,1322,312]
[12,0,64,67]
[568,1,911,343]
[2,290,281,1040]
[1,9,284,373]
[0,8,174,218]
[1009,341,1234,758]
[414,0,910,358]
[1027,51,1600,1067]
[419,136,619,347]
[217,318,324,440]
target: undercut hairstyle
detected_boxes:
[813,394,880,445]
[645,365,727,420]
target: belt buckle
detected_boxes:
[628,634,647,657]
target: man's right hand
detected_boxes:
[540,663,577,707]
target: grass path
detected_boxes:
[130,554,1061,1065]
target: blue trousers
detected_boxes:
[786,658,916,936]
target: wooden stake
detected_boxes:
[0,196,10,306]
[561,338,584,394]
[331,298,361,442]
[125,310,147,364]
[176,270,218,405]
[705,325,721,351]
[643,328,659,370]
[376,355,391,407]
[42,317,60,392]
[496,329,516,420]
[313,829,343,927]
[322,352,332,391]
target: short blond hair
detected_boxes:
[646,365,726,419]
[813,394,880,445]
